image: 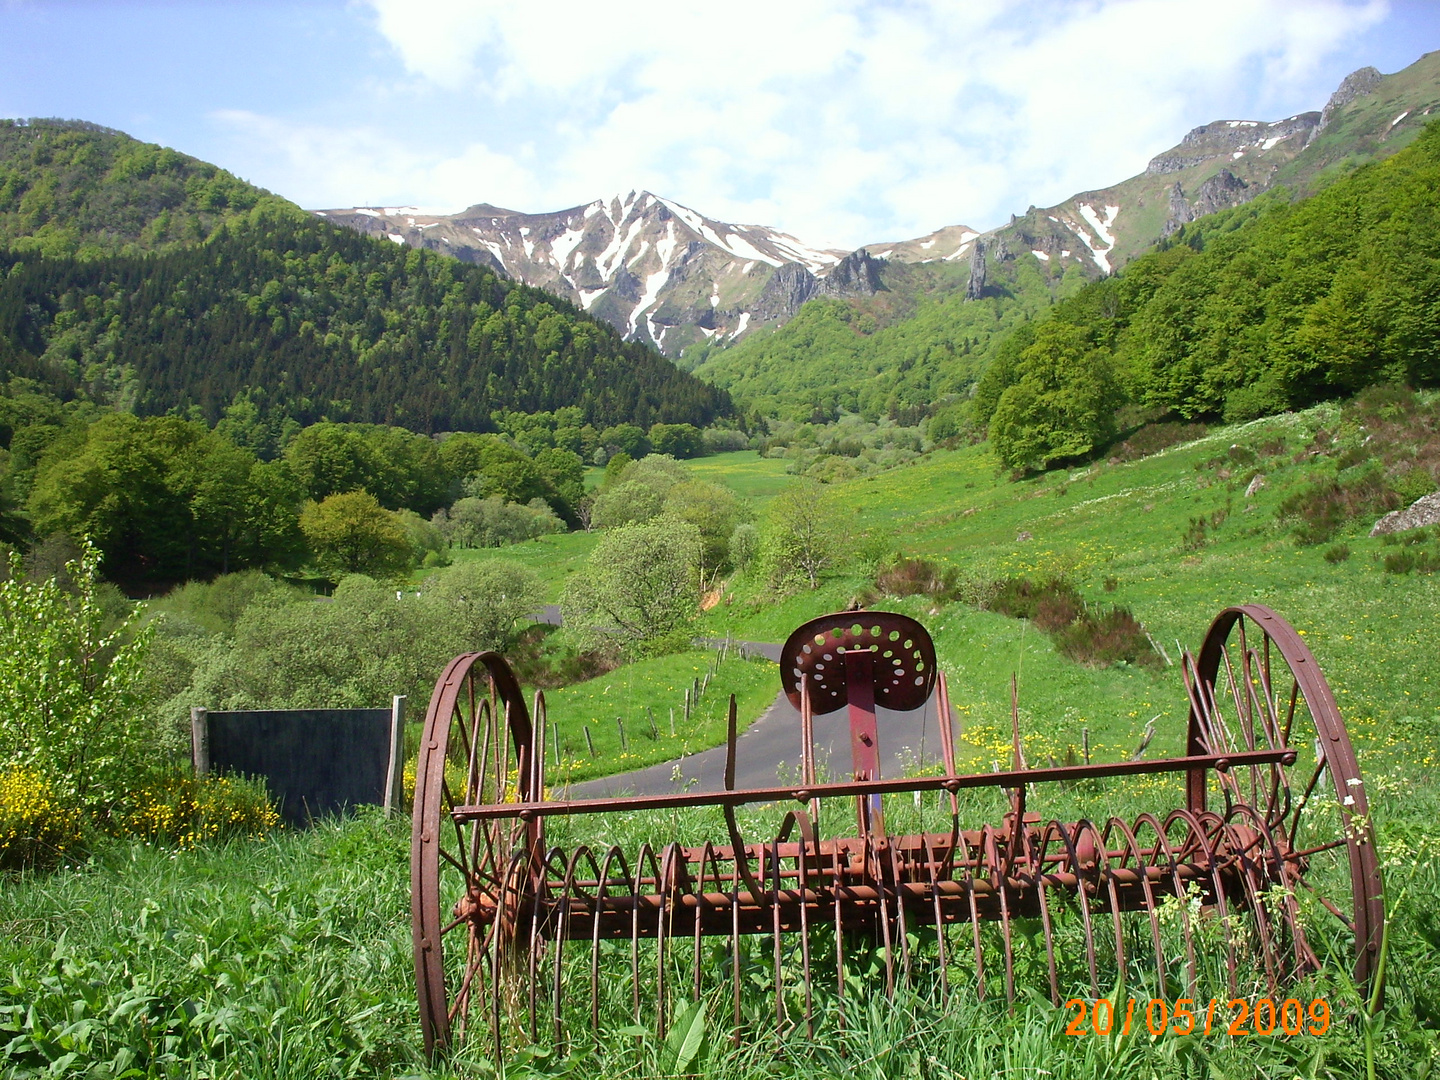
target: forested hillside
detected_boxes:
[0,208,730,433]
[0,120,732,436]
[687,56,1440,423]
[0,118,275,257]
[688,256,1072,422]
[968,119,1440,470]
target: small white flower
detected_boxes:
[1343,795,1356,806]
[1347,777,1362,787]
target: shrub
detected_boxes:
[701,428,750,454]
[1181,506,1227,551]
[1384,549,1416,574]
[1323,543,1352,564]
[989,576,1082,622]
[1053,607,1160,668]
[985,575,1159,668]
[875,557,958,602]
[0,768,85,871]
[1276,470,1399,546]
[728,523,760,574]
[434,495,562,548]
[560,516,702,655]
[1384,548,1440,575]
[1110,421,1207,463]
[426,559,544,653]
[121,772,280,848]
[0,541,156,807]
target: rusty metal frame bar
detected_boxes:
[455,748,1296,822]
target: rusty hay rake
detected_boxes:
[411,605,1382,1060]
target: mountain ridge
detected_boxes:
[317,52,1440,362]
[313,190,886,357]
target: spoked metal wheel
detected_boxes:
[1183,605,1384,990]
[412,652,543,1058]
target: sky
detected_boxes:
[2,0,1438,249]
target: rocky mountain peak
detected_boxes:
[1321,66,1384,127]
[1145,113,1319,175]
[314,191,853,355]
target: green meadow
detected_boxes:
[6,401,1440,1079]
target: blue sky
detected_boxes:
[2,0,1437,248]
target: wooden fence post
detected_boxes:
[190,707,210,778]
[383,695,407,817]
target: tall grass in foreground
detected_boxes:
[2,777,1438,1078]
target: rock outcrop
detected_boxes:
[1370,492,1440,536]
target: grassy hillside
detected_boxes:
[587,397,1440,795]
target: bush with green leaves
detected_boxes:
[590,454,692,529]
[433,495,563,548]
[299,490,414,578]
[0,541,155,808]
[425,560,543,653]
[164,561,549,726]
[758,479,845,590]
[728,522,760,575]
[560,516,701,656]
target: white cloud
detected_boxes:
[210,109,535,212]
[258,0,1390,246]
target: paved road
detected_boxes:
[563,644,957,799]
[528,612,958,798]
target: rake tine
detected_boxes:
[592,846,623,1035]
[633,844,660,1028]
[890,841,912,988]
[1056,820,1100,998]
[656,843,679,1042]
[870,831,897,998]
[771,833,785,1032]
[1034,823,1063,1006]
[526,847,553,1044]
[1138,811,1196,996]
[834,839,847,1034]
[964,832,986,1000]
[1096,822,1128,993]
[552,848,587,1051]
[982,826,1016,1005]
[1116,817,1167,1001]
[918,833,950,1004]
[732,849,743,1047]
[797,827,814,1038]
[694,842,715,1004]
[1172,809,1240,997]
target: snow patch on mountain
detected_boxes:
[550,226,585,268]
[628,269,670,335]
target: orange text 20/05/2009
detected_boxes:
[1065,997,1332,1039]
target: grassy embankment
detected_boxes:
[6,425,1438,1078]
